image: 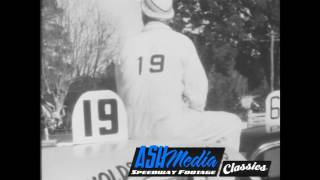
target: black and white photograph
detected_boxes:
[41,0,280,179]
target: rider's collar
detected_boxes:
[142,21,172,32]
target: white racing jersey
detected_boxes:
[115,21,209,139]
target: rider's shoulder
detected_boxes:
[168,30,194,46]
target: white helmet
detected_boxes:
[141,0,174,20]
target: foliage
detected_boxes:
[41,0,118,131]
[171,0,280,112]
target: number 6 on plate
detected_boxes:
[265,90,280,133]
[72,90,128,144]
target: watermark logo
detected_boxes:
[219,161,271,177]
[128,146,225,176]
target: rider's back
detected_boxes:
[115,22,203,138]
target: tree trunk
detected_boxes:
[53,93,67,127]
[44,127,50,140]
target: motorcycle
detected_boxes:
[239,91,280,180]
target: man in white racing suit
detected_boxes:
[115,0,243,151]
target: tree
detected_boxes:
[42,0,71,129]
[41,0,119,130]
[172,0,280,112]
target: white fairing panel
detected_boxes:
[41,140,246,180]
